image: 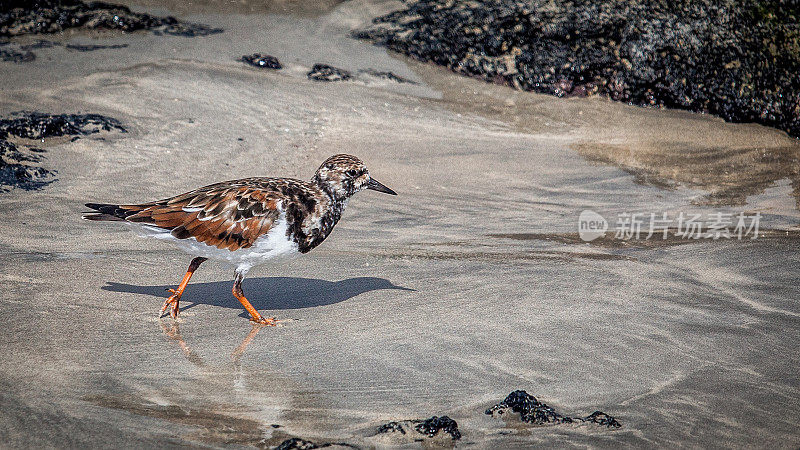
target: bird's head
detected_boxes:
[312,154,396,200]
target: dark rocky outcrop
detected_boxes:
[1,111,125,139]
[0,0,222,37]
[485,390,621,428]
[355,0,800,137]
[0,111,125,191]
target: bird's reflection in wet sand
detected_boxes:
[155,321,361,442]
[159,320,205,367]
[158,320,264,388]
[136,320,303,446]
[232,324,263,362]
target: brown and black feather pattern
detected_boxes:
[85,177,335,253]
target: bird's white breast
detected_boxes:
[130,213,299,273]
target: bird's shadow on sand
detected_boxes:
[103,276,413,315]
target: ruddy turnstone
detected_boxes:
[83,154,396,325]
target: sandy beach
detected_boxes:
[1,0,799,447]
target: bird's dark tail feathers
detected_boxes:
[83,203,126,221]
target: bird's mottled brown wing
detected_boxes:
[122,182,283,251]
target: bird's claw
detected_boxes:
[250,316,279,327]
[159,293,181,319]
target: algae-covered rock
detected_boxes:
[355,0,800,137]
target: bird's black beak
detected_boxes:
[366,178,397,195]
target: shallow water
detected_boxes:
[0,0,799,447]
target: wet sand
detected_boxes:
[1,0,799,447]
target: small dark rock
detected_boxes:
[414,415,461,440]
[307,63,352,82]
[583,411,622,428]
[485,390,567,425]
[240,53,282,70]
[486,390,621,429]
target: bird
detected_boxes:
[83,154,397,325]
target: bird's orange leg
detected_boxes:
[233,271,278,326]
[160,257,207,319]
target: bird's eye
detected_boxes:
[346,169,359,177]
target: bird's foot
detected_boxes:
[250,315,279,327]
[160,289,181,319]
